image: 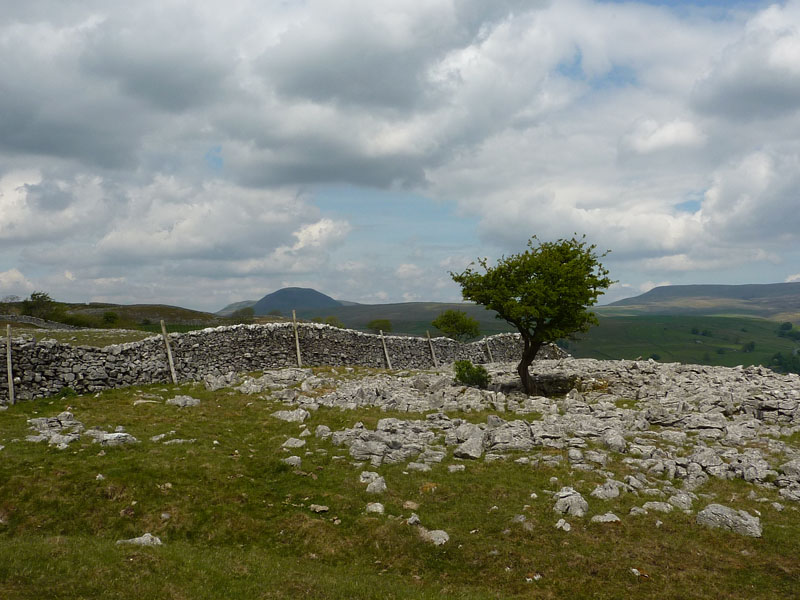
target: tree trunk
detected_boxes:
[516,334,543,396]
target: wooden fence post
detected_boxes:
[485,339,494,363]
[380,330,393,370]
[160,320,178,384]
[292,310,302,367]
[426,330,438,368]
[6,324,15,405]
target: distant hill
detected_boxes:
[216,300,258,317]
[601,282,800,322]
[295,301,515,337]
[251,287,343,316]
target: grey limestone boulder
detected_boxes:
[116,532,162,546]
[366,476,387,494]
[271,408,310,423]
[419,528,449,546]
[453,435,484,459]
[166,395,200,408]
[696,504,762,538]
[553,487,589,517]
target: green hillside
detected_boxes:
[562,315,799,368]
[296,302,515,337]
[602,282,800,323]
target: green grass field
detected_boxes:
[562,315,799,368]
[1,372,799,599]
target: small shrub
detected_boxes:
[453,360,491,389]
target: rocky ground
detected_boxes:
[210,357,800,538]
[24,357,800,542]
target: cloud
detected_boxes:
[3,0,800,310]
[700,150,800,243]
[0,268,35,296]
[622,119,705,154]
[787,273,800,283]
[692,3,800,120]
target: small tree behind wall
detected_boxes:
[451,236,612,395]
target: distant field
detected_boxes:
[563,315,799,368]
[298,302,515,338]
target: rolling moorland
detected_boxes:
[2,283,799,371]
[1,285,800,598]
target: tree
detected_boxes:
[324,316,344,328]
[231,306,255,324]
[432,309,480,342]
[451,236,612,395]
[367,318,392,333]
[21,291,56,319]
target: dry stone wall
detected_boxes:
[0,322,561,403]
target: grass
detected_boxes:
[564,315,799,368]
[1,371,799,599]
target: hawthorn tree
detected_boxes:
[432,309,480,342]
[451,236,612,395]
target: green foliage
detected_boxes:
[777,324,800,341]
[21,291,55,319]
[366,318,392,333]
[453,360,491,389]
[324,316,344,328]
[771,351,800,374]
[268,309,283,317]
[451,235,612,394]
[102,311,119,324]
[431,309,480,342]
[742,340,756,353]
[230,307,255,324]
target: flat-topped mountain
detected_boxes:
[602,282,800,321]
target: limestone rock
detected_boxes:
[271,408,310,423]
[696,504,762,537]
[553,487,589,517]
[166,395,200,408]
[591,512,621,524]
[419,528,449,546]
[453,435,484,460]
[366,476,387,494]
[116,532,162,546]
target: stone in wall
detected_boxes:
[1,323,561,404]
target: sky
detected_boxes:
[2,0,800,312]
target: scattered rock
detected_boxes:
[115,532,162,546]
[166,395,200,408]
[271,408,310,423]
[591,512,621,524]
[696,504,762,537]
[366,476,387,494]
[282,437,306,449]
[419,528,449,546]
[553,487,589,517]
[555,519,571,532]
[282,456,302,468]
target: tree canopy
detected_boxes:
[21,291,56,320]
[367,318,392,333]
[451,236,612,394]
[432,309,480,342]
